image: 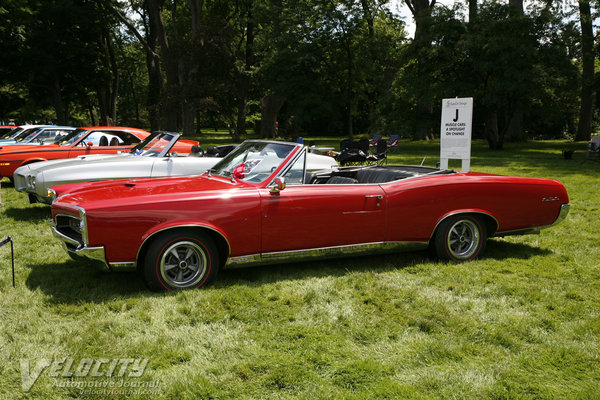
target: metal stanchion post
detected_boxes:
[0,236,15,287]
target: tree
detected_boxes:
[576,0,594,141]
[404,0,437,139]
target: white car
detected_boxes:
[14,132,338,204]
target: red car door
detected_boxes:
[67,130,137,157]
[259,184,386,254]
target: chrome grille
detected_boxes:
[55,215,83,245]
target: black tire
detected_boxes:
[142,230,219,291]
[434,214,487,262]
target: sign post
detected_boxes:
[440,97,473,171]
[0,236,14,288]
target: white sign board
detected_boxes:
[440,97,473,171]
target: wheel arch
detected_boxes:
[23,158,48,164]
[429,210,498,243]
[21,158,48,167]
[136,224,231,271]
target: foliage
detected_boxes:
[0,0,596,141]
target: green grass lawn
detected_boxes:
[0,136,598,399]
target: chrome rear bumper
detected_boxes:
[549,203,570,228]
[495,203,570,237]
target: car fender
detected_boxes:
[22,157,48,166]
[136,220,232,266]
[430,208,499,240]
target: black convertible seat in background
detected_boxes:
[356,167,413,183]
[326,176,359,184]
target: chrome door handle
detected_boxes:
[365,195,383,200]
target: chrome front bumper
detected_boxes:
[50,221,108,268]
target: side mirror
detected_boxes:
[270,177,286,194]
[87,141,93,147]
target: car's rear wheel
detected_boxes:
[434,214,486,262]
[142,230,219,291]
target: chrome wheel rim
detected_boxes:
[447,219,480,260]
[159,241,207,288]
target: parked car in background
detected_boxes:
[0,126,150,180]
[0,125,75,145]
[0,124,46,141]
[16,133,335,205]
[14,131,206,204]
[49,140,568,291]
[0,125,17,137]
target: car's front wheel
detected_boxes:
[142,230,219,291]
[434,214,486,262]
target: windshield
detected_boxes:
[129,131,177,157]
[14,128,40,142]
[210,141,297,183]
[0,127,18,140]
[55,128,88,146]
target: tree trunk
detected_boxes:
[346,66,354,140]
[235,6,255,142]
[405,0,436,140]
[182,101,195,136]
[87,99,96,126]
[505,0,525,141]
[468,0,477,23]
[147,0,178,131]
[116,36,141,126]
[260,94,285,138]
[485,110,502,150]
[96,29,119,126]
[505,109,525,142]
[51,78,66,125]
[143,3,165,131]
[112,3,163,130]
[576,0,594,142]
[508,0,523,15]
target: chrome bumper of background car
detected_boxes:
[13,172,27,192]
[27,192,52,204]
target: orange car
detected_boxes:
[0,126,152,180]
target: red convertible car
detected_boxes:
[0,126,151,179]
[50,140,570,291]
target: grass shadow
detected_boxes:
[485,239,553,260]
[215,251,431,289]
[4,205,51,222]
[26,252,428,302]
[25,241,550,302]
[25,261,149,303]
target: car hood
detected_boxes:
[52,175,245,210]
